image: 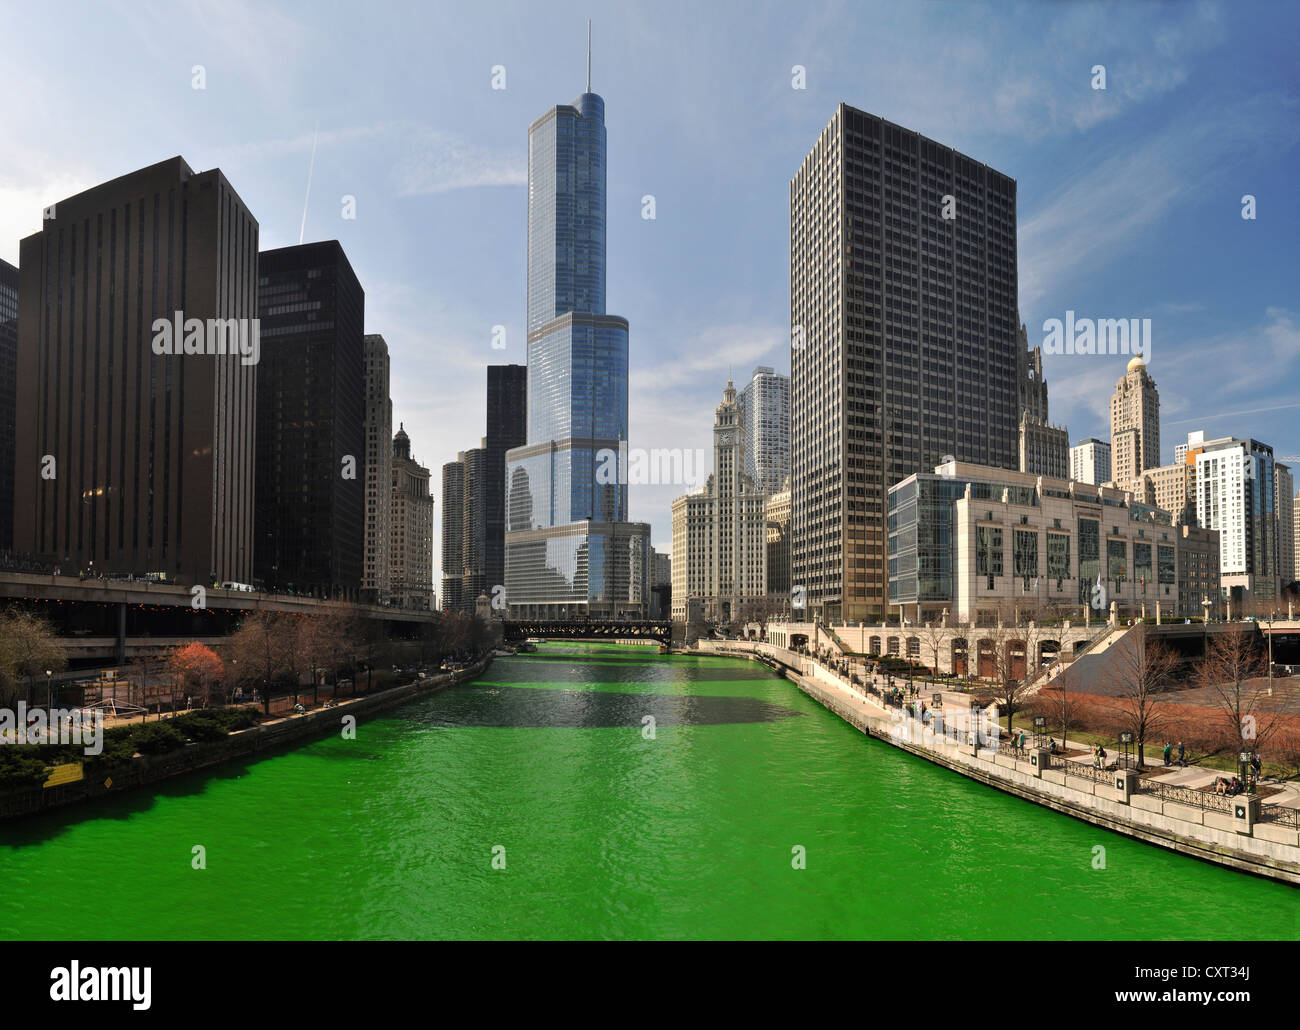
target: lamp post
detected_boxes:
[1267,611,1275,697]
[45,669,53,715]
[1033,715,1046,749]
[1239,750,1253,794]
[1119,730,1133,771]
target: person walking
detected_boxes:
[1177,741,1185,767]
[1162,742,1172,766]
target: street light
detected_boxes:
[1239,750,1253,794]
[1266,611,1275,697]
[45,669,53,714]
[1119,730,1134,770]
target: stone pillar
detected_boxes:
[1231,794,1260,835]
[116,602,127,666]
[1027,748,1049,777]
[1112,768,1139,804]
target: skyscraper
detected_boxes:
[790,106,1020,622]
[0,258,17,552]
[460,441,489,609]
[255,241,365,599]
[1070,438,1112,486]
[1194,435,1277,605]
[1016,326,1068,478]
[363,334,393,604]
[440,458,465,613]
[738,366,790,496]
[15,157,259,582]
[504,57,650,618]
[484,364,526,597]
[391,425,434,609]
[671,380,768,623]
[1276,463,1294,586]
[1109,354,1160,486]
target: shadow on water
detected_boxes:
[492,658,770,684]
[0,726,367,848]
[402,682,803,729]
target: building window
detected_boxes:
[1078,517,1100,603]
[976,526,1003,578]
[1014,529,1038,578]
[1107,538,1127,583]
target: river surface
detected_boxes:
[1,643,1296,940]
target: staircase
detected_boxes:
[1022,622,1126,696]
[817,621,850,656]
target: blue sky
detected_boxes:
[1,0,1296,571]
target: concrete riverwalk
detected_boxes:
[696,640,1300,886]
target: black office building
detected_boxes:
[15,158,259,582]
[255,241,365,598]
[791,105,1019,622]
[0,258,16,552]
[485,364,526,596]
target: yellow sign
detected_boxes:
[43,763,85,789]
[104,777,113,788]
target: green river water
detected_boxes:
[1,643,1296,940]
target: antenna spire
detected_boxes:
[586,20,591,92]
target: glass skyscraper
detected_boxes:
[504,84,650,618]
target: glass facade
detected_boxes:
[528,95,606,335]
[1047,532,1070,582]
[506,88,649,617]
[1078,517,1100,603]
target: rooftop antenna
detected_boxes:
[586,20,591,92]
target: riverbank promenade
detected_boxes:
[697,639,1300,885]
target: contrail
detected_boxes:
[299,122,318,246]
[1165,401,1300,427]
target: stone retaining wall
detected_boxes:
[0,658,491,823]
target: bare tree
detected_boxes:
[1035,667,1082,753]
[224,611,285,715]
[1105,624,1180,768]
[979,602,1046,740]
[0,610,68,706]
[919,619,947,684]
[1196,625,1283,765]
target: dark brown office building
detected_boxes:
[484,363,526,596]
[254,241,365,599]
[790,106,1019,622]
[0,258,17,552]
[14,157,259,582]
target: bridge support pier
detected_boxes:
[116,603,127,666]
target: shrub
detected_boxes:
[0,747,51,789]
[130,721,186,756]
[84,727,138,772]
[170,713,228,742]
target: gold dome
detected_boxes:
[1126,352,1146,372]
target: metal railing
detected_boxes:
[1052,759,1118,785]
[1141,778,1234,814]
[1257,803,1300,829]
